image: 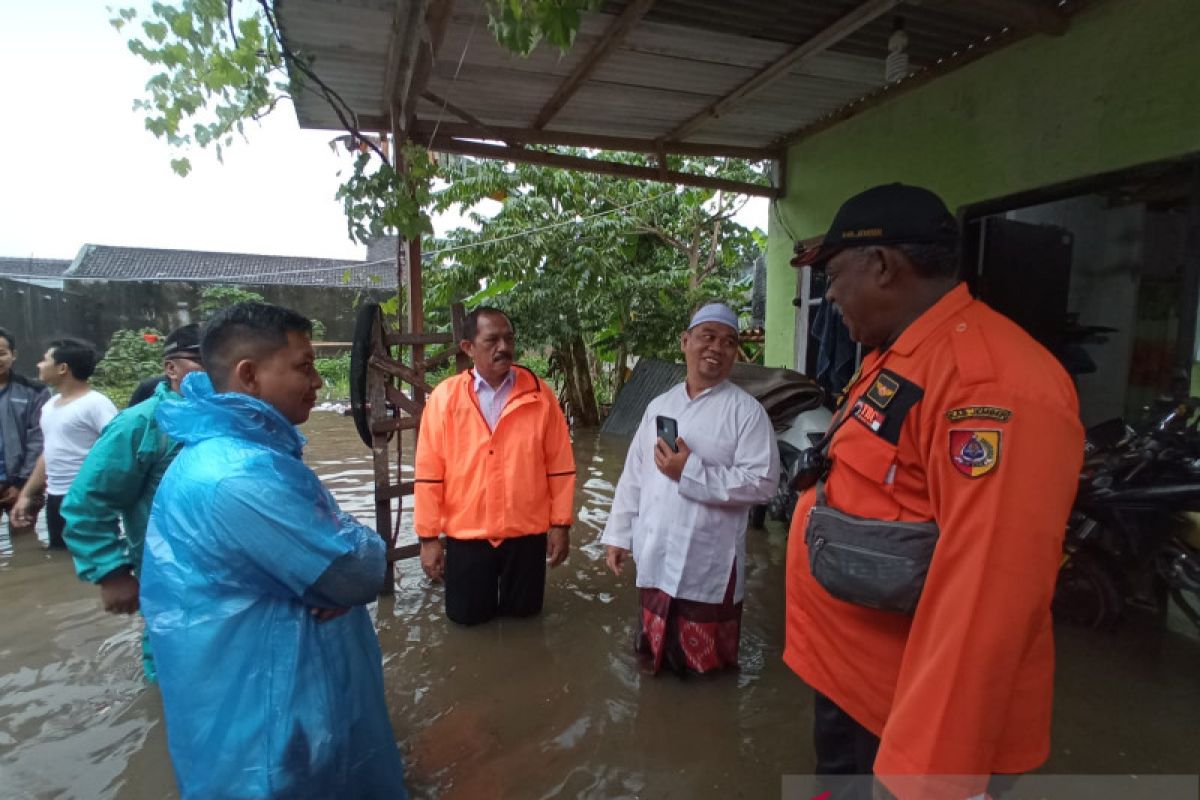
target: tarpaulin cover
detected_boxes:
[141,373,407,799]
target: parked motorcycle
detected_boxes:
[750,404,833,528]
[1053,397,1200,632]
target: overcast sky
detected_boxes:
[1,1,765,263]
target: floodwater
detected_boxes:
[1,412,1198,799]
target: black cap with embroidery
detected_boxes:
[162,323,202,358]
[791,183,958,269]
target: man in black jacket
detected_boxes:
[0,327,51,553]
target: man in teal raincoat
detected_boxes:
[62,324,204,681]
[140,303,406,800]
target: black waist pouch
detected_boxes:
[804,484,939,614]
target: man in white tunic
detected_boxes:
[601,303,779,675]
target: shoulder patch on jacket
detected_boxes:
[949,429,1001,477]
[946,405,1012,423]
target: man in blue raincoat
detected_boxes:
[140,303,407,800]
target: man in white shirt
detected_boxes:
[13,339,117,549]
[601,302,779,676]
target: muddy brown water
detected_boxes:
[1,412,1197,799]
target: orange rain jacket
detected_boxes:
[414,366,575,542]
[785,284,1083,799]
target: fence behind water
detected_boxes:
[0,277,99,375]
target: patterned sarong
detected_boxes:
[635,564,741,675]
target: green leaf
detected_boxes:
[142,20,168,42]
[169,12,193,38]
[169,157,192,176]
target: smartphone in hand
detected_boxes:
[656,415,679,453]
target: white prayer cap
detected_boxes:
[687,302,739,333]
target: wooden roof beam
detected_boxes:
[531,0,658,130]
[383,0,455,138]
[426,136,781,198]
[409,120,780,161]
[664,0,899,142]
[382,0,428,135]
[419,92,518,146]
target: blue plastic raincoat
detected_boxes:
[140,373,407,800]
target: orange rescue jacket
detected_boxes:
[414,366,576,541]
[784,284,1083,799]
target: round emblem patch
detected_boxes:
[949,429,1001,477]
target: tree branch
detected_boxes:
[634,223,687,253]
[255,0,390,164]
[227,0,239,48]
[700,217,723,279]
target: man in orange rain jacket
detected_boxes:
[414,307,576,626]
[786,184,1083,800]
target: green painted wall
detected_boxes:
[766,0,1200,367]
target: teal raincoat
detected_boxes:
[141,373,406,800]
[62,380,180,680]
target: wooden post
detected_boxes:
[451,302,470,373]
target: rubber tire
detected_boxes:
[350,302,380,448]
[1053,547,1124,629]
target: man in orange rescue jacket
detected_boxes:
[415,307,576,625]
[786,184,1083,800]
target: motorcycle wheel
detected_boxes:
[349,302,381,448]
[1053,548,1124,629]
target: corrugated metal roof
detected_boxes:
[601,358,687,437]
[281,0,1083,151]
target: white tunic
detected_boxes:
[600,380,780,603]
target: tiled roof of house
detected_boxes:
[0,257,72,279]
[64,244,398,289]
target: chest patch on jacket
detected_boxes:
[866,373,901,407]
[853,369,923,445]
[852,399,886,432]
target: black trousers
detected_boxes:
[815,691,880,778]
[45,494,67,550]
[814,692,1016,799]
[444,533,547,626]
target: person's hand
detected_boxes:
[99,569,140,614]
[0,485,19,509]
[605,545,630,576]
[420,537,445,582]
[654,436,691,481]
[546,526,570,567]
[310,607,350,623]
[11,494,38,528]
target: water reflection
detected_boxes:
[1,413,1197,799]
